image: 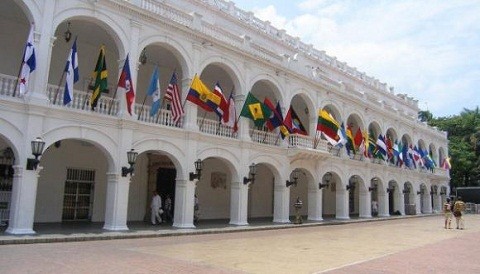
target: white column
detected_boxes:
[425,194,433,214]
[230,181,249,225]
[273,183,290,223]
[398,192,405,215]
[6,166,39,234]
[103,173,130,231]
[415,193,422,215]
[359,189,371,218]
[28,0,54,103]
[235,94,251,142]
[378,191,390,217]
[336,188,349,219]
[181,77,198,132]
[307,188,323,221]
[435,194,442,213]
[173,179,195,228]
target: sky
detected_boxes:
[230,0,480,117]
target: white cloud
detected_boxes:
[249,0,480,116]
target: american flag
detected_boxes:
[165,72,184,124]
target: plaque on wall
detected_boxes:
[210,172,226,189]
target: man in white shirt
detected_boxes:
[150,190,162,225]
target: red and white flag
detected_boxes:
[222,92,238,132]
[165,72,184,124]
[117,55,135,115]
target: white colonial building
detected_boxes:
[0,0,450,234]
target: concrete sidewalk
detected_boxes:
[0,214,430,245]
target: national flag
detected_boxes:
[116,55,135,115]
[393,140,400,166]
[276,103,290,139]
[385,136,394,162]
[354,128,363,151]
[363,130,370,158]
[346,125,355,155]
[368,131,376,158]
[240,92,271,128]
[264,98,283,131]
[18,25,36,96]
[90,45,108,110]
[376,134,387,160]
[441,157,451,170]
[212,82,229,120]
[284,106,307,135]
[222,92,238,132]
[147,67,161,116]
[187,75,221,113]
[63,38,79,105]
[317,109,340,144]
[336,122,348,148]
[397,141,404,167]
[164,71,184,124]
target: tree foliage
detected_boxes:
[428,107,480,188]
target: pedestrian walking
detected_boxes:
[453,196,466,229]
[150,190,163,225]
[443,197,452,229]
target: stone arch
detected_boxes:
[139,35,192,79]
[52,10,127,57]
[132,138,187,179]
[197,147,240,182]
[368,121,382,139]
[290,90,315,136]
[198,56,244,94]
[0,117,23,162]
[41,125,117,172]
[320,101,342,122]
[248,73,284,104]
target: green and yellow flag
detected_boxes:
[90,45,108,110]
[240,92,271,128]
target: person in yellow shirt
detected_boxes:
[453,196,466,229]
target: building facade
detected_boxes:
[0,0,449,234]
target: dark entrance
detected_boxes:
[389,190,394,214]
[156,168,176,222]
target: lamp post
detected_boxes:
[121,149,138,177]
[286,170,299,187]
[347,175,357,191]
[26,137,46,170]
[189,159,203,181]
[319,172,331,189]
[243,163,257,185]
[64,22,72,43]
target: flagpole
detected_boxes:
[82,78,94,110]
[198,111,207,131]
[107,85,118,115]
[313,131,320,149]
[13,59,25,97]
[137,92,148,120]
[52,71,67,105]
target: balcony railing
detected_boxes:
[288,134,328,152]
[198,117,237,138]
[250,129,280,146]
[0,73,18,97]
[47,84,119,116]
[136,104,182,128]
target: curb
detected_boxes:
[0,214,437,245]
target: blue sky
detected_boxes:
[231,0,480,117]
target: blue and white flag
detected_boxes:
[19,25,36,96]
[147,66,160,116]
[63,38,79,105]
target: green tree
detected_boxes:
[430,107,480,188]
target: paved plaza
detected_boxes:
[0,215,479,273]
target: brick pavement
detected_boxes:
[0,215,478,274]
